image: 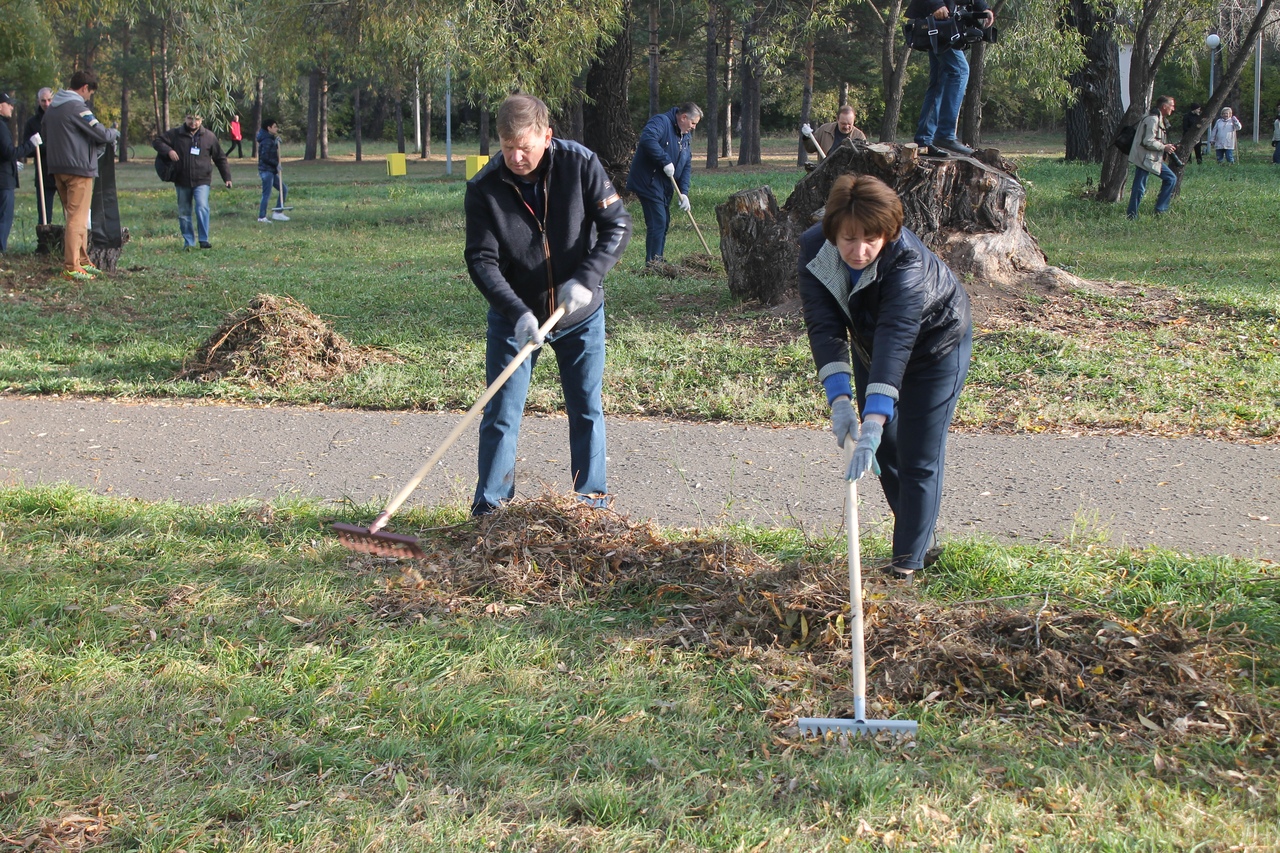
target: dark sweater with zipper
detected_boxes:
[464,138,631,332]
[152,123,232,188]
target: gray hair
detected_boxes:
[676,102,703,121]
[37,87,52,100]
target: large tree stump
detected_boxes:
[715,140,1083,307]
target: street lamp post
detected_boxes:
[1206,33,1220,99]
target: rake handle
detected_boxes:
[369,305,567,532]
[33,143,46,224]
[848,472,867,723]
[803,128,827,160]
[669,174,712,255]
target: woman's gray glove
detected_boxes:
[514,312,544,348]
[830,398,859,449]
[847,419,883,482]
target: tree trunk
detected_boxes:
[959,41,987,146]
[319,68,329,158]
[422,87,432,159]
[396,95,406,154]
[160,20,170,131]
[479,107,490,155]
[251,75,263,158]
[305,68,320,160]
[354,85,363,162]
[118,23,131,162]
[840,81,849,107]
[717,143,1074,306]
[723,17,734,160]
[737,8,761,166]
[799,38,815,167]
[1064,0,1119,162]
[877,0,911,142]
[648,0,660,117]
[149,33,162,136]
[583,2,636,184]
[705,2,719,169]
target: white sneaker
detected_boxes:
[271,212,290,221]
[257,217,270,223]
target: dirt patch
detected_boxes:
[362,493,1279,747]
[0,253,64,299]
[178,293,392,386]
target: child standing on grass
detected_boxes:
[1210,107,1243,164]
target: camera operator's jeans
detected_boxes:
[472,305,607,516]
[914,48,969,148]
[1127,164,1177,219]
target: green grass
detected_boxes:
[1,485,1277,851]
[2,137,1276,437]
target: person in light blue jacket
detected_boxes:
[626,103,700,264]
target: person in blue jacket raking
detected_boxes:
[626,102,701,264]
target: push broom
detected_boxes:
[797,470,918,738]
[333,306,567,559]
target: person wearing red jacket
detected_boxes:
[225,114,243,158]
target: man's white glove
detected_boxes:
[29,132,42,147]
[678,193,690,213]
[556,279,592,316]
[662,162,675,178]
[800,123,813,138]
[514,312,544,349]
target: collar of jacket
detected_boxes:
[805,239,880,325]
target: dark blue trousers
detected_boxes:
[636,191,671,263]
[0,189,15,252]
[854,328,972,569]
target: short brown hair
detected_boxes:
[821,174,904,244]
[68,71,98,92]
[496,94,549,139]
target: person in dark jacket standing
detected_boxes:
[799,174,973,581]
[152,112,232,249]
[625,102,700,264]
[22,87,55,225]
[256,119,288,222]
[464,94,631,516]
[906,0,993,157]
[42,71,119,280]
[0,93,39,252]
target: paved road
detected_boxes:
[1,396,1275,560]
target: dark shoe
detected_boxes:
[803,162,818,173]
[934,138,975,157]
[923,146,950,158]
[199,241,212,249]
[879,563,917,583]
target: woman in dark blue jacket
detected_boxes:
[625,103,700,263]
[799,174,972,580]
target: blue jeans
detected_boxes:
[472,305,608,515]
[0,188,14,252]
[175,184,210,246]
[259,170,286,218]
[1126,164,1177,218]
[1215,148,1236,164]
[637,191,671,263]
[914,48,970,147]
[854,328,972,570]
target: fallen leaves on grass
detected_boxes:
[177,293,392,386]
[360,493,1279,747]
[638,254,722,279]
[0,796,118,851]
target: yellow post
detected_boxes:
[386,153,407,177]
[465,154,486,179]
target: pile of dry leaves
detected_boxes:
[178,293,385,385]
[360,494,1278,746]
[639,254,722,279]
[0,796,118,851]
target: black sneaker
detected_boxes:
[199,241,212,249]
[935,138,975,157]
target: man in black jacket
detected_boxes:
[0,93,39,252]
[153,112,232,249]
[463,94,631,516]
[22,87,55,225]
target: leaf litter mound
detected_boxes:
[638,253,722,279]
[178,293,387,385]
[362,493,1278,747]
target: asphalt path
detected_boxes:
[1,396,1275,560]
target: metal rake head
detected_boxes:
[797,716,919,739]
[332,522,425,559]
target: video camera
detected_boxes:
[953,3,998,45]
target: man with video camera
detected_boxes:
[905,0,995,158]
